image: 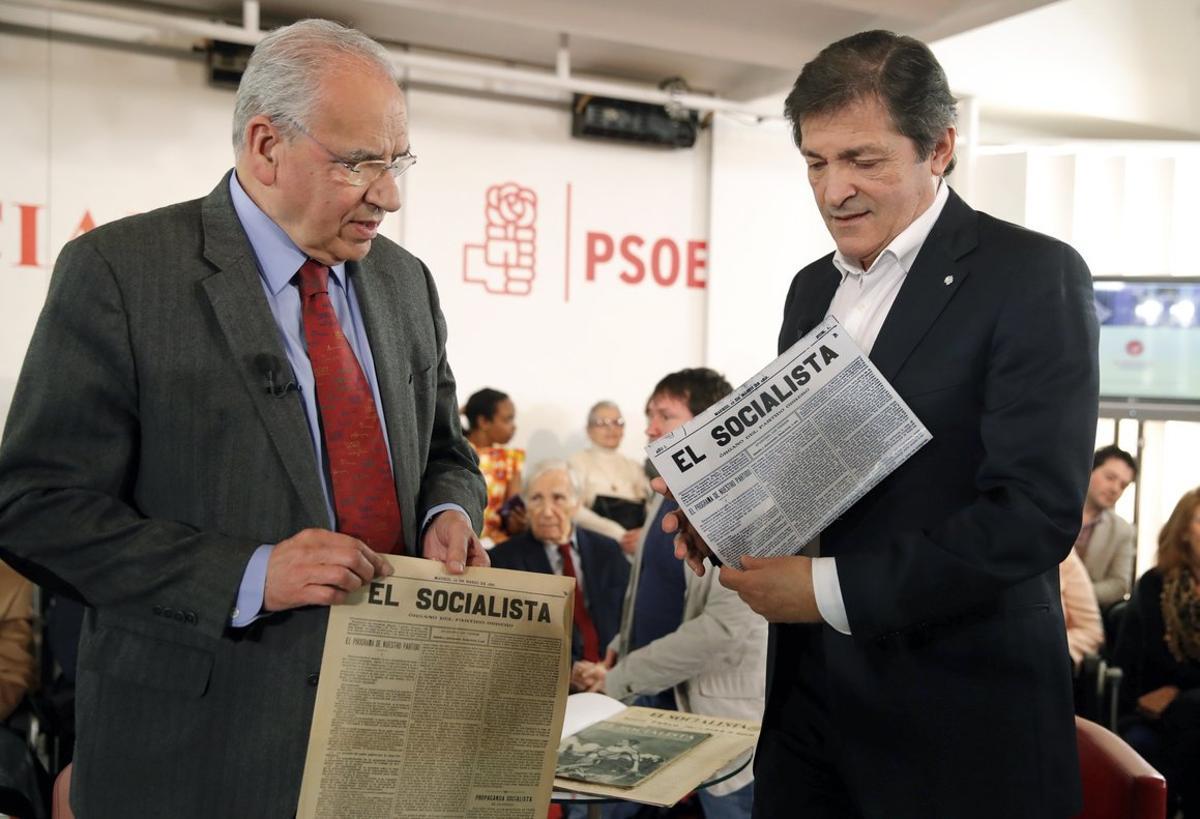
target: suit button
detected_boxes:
[153,605,163,616]
[185,611,198,625]
[307,672,320,686]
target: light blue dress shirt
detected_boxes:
[227,172,462,626]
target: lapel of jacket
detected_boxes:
[348,253,421,549]
[198,173,328,526]
[786,260,841,346]
[575,528,603,598]
[528,534,555,575]
[867,187,979,382]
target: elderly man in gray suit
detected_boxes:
[0,19,485,818]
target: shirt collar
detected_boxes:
[228,171,347,295]
[832,177,951,280]
[542,529,579,551]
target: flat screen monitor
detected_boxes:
[1094,276,1200,419]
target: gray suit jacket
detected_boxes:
[605,496,766,795]
[1081,508,1135,607]
[0,174,485,817]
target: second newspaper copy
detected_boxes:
[297,556,574,819]
[648,317,931,568]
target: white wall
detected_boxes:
[933,0,1200,139]
[705,114,827,386]
[404,88,710,463]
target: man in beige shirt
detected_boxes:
[1075,446,1137,608]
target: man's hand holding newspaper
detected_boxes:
[648,318,931,625]
[652,476,711,577]
[719,555,821,623]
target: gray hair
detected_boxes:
[524,459,583,499]
[586,400,620,427]
[232,19,398,156]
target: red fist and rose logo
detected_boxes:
[463,183,538,296]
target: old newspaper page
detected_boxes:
[553,697,758,807]
[648,317,931,568]
[297,555,574,819]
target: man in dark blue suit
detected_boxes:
[670,30,1098,819]
[489,460,629,664]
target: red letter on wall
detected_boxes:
[619,235,645,284]
[17,203,43,268]
[71,210,97,240]
[585,232,613,281]
[651,238,680,286]
[686,240,708,289]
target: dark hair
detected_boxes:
[650,368,733,417]
[1093,445,1138,478]
[463,388,509,431]
[1157,487,1200,573]
[783,30,957,175]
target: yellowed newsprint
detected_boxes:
[554,704,759,807]
[297,555,575,819]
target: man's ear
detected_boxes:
[243,115,284,186]
[930,126,956,176]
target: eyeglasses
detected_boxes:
[589,418,625,428]
[285,121,417,187]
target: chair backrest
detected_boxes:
[1074,716,1166,819]
[51,762,73,819]
[1102,599,1130,660]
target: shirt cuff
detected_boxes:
[811,556,851,635]
[421,503,471,535]
[230,544,273,627]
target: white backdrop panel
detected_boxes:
[404,88,709,464]
[705,114,829,386]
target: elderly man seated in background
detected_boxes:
[569,401,652,555]
[488,461,629,668]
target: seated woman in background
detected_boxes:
[568,401,651,554]
[463,388,524,545]
[1114,486,1200,816]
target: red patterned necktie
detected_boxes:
[558,542,601,661]
[298,259,403,553]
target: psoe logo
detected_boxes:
[462,183,537,296]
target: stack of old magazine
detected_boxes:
[553,693,759,807]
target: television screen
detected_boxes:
[1094,277,1200,405]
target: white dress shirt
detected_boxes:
[542,531,587,606]
[811,179,950,636]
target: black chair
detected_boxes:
[1077,653,1124,732]
[0,721,49,819]
[1102,599,1129,661]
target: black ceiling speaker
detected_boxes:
[206,40,255,89]
[572,94,698,149]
